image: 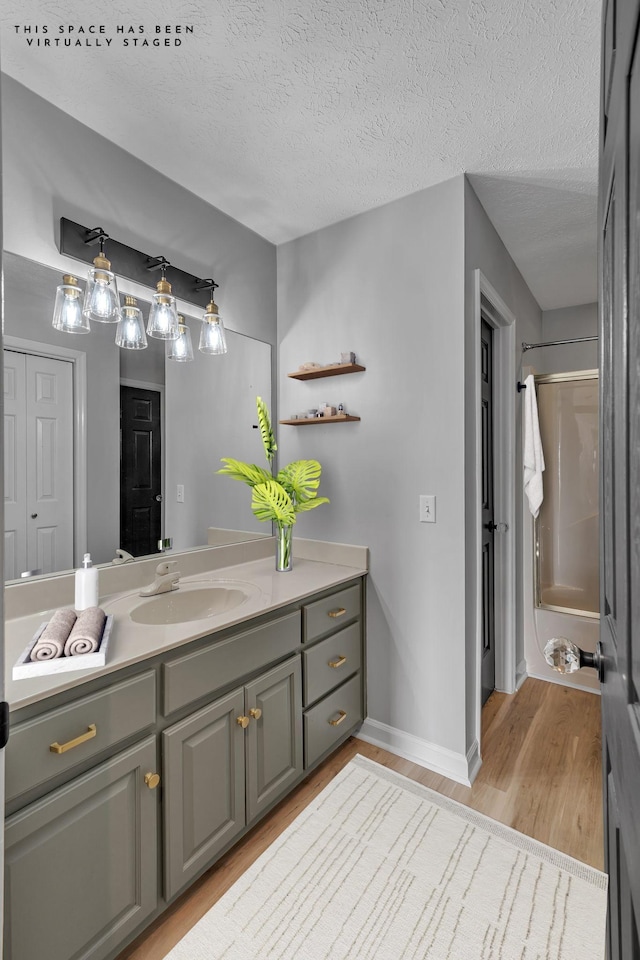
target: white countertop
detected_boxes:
[6,556,367,711]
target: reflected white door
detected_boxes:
[4,350,74,578]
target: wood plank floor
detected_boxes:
[117,677,603,960]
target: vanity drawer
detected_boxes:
[163,612,300,716]
[303,584,361,643]
[6,670,156,803]
[304,673,363,768]
[302,622,361,707]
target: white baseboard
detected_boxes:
[516,659,528,690]
[527,669,601,695]
[356,718,477,786]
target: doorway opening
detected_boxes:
[472,272,517,757]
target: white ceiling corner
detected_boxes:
[0,0,601,310]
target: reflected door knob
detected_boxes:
[155,494,163,502]
[544,637,604,682]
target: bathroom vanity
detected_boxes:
[3,548,366,960]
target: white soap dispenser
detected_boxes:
[75,553,99,610]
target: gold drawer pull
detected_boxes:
[249,708,262,720]
[236,715,250,729]
[144,772,160,790]
[328,710,347,727]
[49,723,97,755]
[328,607,347,619]
[328,655,347,669]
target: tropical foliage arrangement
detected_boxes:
[218,397,329,568]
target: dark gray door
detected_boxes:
[480,317,496,706]
[120,385,162,556]
[599,0,640,953]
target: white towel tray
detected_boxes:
[12,615,113,680]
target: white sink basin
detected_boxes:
[129,582,253,625]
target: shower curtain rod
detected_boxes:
[521,336,598,352]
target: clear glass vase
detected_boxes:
[275,524,293,572]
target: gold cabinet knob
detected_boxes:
[249,708,262,720]
[144,772,160,790]
[236,715,250,729]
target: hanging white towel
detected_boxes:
[523,373,545,518]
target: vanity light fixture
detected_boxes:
[115,296,147,350]
[166,316,194,361]
[52,275,90,334]
[82,229,121,323]
[198,282,228,355]
[146,258,180,340]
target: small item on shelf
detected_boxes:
[298,362,322,371]
[290,413,298,420]
[75,553,99,611]
[307,408,318,418]
[337,403,346,415]
[340,352,356,364]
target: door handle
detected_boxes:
[544,638,604,682]
[483,521,508,533]
[30,513,38,519]
[154,494,163,502]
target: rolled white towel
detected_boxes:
[30,608,77,661]
[64,607,106,657]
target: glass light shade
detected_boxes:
[115,297,147,350]
[53,276,90,333]
[147,276,179,339]
[83,254,121,323]
[167,319,194,361]
[199,300,227,355]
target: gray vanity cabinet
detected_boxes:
[4,736,158,960]
[163,688,246,900]
[245,656,302,822]
[163,656,302,900]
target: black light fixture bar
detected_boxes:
[59,217,214,309]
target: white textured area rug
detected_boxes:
[166,755,607,960]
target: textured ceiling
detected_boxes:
[1,0,600,309]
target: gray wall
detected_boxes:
[538,302,598,374]
[2,76,277,349]
[463,179,543,748]
[278,176,469,761]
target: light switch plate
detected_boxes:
[177,484,185,503]
[419,495,436,523]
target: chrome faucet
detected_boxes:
[139,560,182,597]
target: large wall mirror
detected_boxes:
[4,251,272,583]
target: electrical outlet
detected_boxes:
[419,495,436,523]
[177,484,185,503]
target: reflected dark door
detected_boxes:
[599,0,640,954]
[480,318,495,706]
[120,386,161,557]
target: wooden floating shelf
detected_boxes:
[279,415,361,425]
[287,362,366,381]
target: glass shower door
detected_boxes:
[535,370,599,618]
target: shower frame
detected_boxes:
[533,368,600,621]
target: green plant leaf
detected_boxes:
[217,459,272,487]
[294,496,330,513]
[251,480,296,525]
[256,396,277,465]
[276,459,323,503]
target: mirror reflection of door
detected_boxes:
[4,349,74,579]
[120,385,162,557]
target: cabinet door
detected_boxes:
[163,687,245,901]
[245,656,302,824]
[4,736,158,960]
